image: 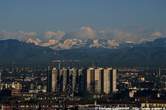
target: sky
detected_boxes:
[0,0,166,32]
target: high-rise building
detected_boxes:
[112,69,117,92]
[48,66,117,95]
[95,68,104,94]
[87,68,95,93]
[103,68,117,94]
[47,66,52,93]
[72,68,78,94]
[51,68,58,92]
[69,68,78,96]
[78,68,86,95]
[61,68,69,94]
[103,68,112,94]
[58,68,63,94]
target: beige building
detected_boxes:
[104,68,112,94]
[95,68,104,94]
[69,68,78,94]
[87,67,117,94]
[104,68,117,94]
[60,68,68,93]
[112,69,117,92]
[87,68,95,93]
[51,67,58,92]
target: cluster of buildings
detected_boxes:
[0,65,166,109]
[47,67,117,96]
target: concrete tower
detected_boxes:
[112,69,117,92]
[87,68,95,93]
[51,67,58,92]
[95,68,104,94]
[104,68,117,94]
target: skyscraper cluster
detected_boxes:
[87,68,117,95]
[47,67,117,96]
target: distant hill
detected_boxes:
[0,38,166,67]
[0,39,55,65]
[54,38,166,67]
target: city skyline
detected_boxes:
[0,1,166,109]
[0,65,165,109]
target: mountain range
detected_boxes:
[0,39,54,65]
[0,38,166,67]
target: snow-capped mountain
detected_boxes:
[1,37,166,66]
[25,38,135,50]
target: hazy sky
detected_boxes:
[0,0,166,32]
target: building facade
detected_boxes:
[95,68,104,94]
[87,68,95,94]
[51,67,58,92]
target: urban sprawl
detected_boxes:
[0,64,166,110]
